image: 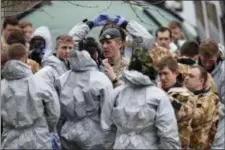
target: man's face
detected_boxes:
[2,24,19,39]
[184,68,203,92]
[170,27,182,42]
[23,25,33,40]
[156,31,171,49]
[101,39,122,59]
[56,42,74,61]
[159,67,177,90]
[200,55,217,71]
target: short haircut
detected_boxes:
[8,43,27,60]
[168,20,182,29]
[155,26,172,39]
[157,56,178,72]
[3,16,19,29]
[180,40,199,57]
[6,29,26,46]
[79,37,101,55]
[56,35,73,48]
[199,40,219,57]
[190,65,208,86]
[19,20,33,29]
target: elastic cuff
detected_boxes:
[86,21,94,29]
[120,20,128,29]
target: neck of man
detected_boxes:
[192,86,206,95]
[108,53,121,66]
[19,57,27,64]
[164,80,181,92]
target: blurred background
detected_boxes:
[1,0,224,45]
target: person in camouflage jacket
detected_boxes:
[177,40,217,93]
[184,65,220,149]
[157,56,196,148]
[149,46,173,68]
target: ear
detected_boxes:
[116,39,123,47]
[174,69,179,77]
[200,77,205,85]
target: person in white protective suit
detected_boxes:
[101,48,181,149]
[1,44,60,149]
[35,35,73,87]
[209,42,225,150]
[68,14,154,87]
[56,50,113,149]
[29,26,52,64]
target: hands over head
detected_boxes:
[92,14,125,27]
[92,13,110,27]
[110,15,125,26]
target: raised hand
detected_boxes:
[111,15,125,25]
[92,13,110,27]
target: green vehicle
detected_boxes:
[19,0,198,46]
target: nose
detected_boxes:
[66,48,72,54]
[160,74,165,81]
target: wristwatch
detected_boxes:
[112,77,118,84]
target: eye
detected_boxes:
[62,46,67,49]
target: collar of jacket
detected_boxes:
[177,57,196,66]
[193,88,209,95]
[53,53,70,70]
[198,55,223,73]
[165,81,182,92]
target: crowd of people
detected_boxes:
[1,13,224,149]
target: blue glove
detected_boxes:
[92,13,109,27]
[50,133,60,150]
[111,15,125,25]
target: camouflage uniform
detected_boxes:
[167,87,196,148]
[190,91,220,149]
[112,57,129,88]
[178,63,217,94]
[149,46,172,68]
[129,48,157,83]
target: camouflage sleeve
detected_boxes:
[168,89,196,148]
[191,93,220,149]
[168,92,196,122]
[206,73,217,94]
[208,94,220,146]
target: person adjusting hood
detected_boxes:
[68,13,154,88]
[1,44,60,149]
[35,35,73,87]
[101,48,180,149]
[56,50,113,149]
[29,26,52,64]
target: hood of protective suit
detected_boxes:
[2,60,33,80]
[32,26,52,53]
[212,58,224,77]
[42,55,65,69]
[70,50,97,71]
[123,70,153,86]
[218,43,225,57]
